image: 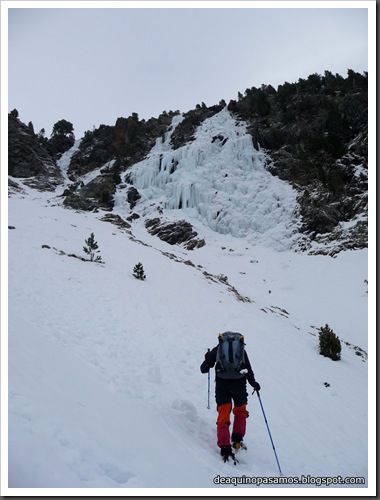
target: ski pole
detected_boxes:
[207,369,210,409]
[206,348,211,409]
[255,390,283,476]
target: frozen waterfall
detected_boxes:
[127,108,300,250]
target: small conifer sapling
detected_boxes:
[83,232,102,262]
[133,262,146,280]
[318,324,341,361]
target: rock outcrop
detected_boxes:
[8,112,63,191]
[63,174,117,211]
[145,218,205,250]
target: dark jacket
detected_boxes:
[200,345,257,387]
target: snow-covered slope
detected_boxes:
[117,108,301,251]
[5,178,372,493]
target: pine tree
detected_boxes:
[83,232,102,262]
[133,262,146,280]
[318,324,341,361]
[51,119,74,138]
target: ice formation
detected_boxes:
[127,108,300,250]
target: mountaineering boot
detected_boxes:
[233,441,241,451]
[220,445,237,464]
[232,440,247,451]
[232,433,247,451]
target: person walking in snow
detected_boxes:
[200,332,260,463]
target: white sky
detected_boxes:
[4,1,371,139]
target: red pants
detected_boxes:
[216,402,249,448]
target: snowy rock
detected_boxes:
[63,174,117,211]
[126,186,141,209]
[145,218,205,250]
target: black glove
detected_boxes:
[200,349,211,373]
[251,380,261,392]
[200,354,209,373]
[200,363,209,374]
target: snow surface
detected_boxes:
[4,116,374,494]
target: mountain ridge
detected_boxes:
[8,69,368,256]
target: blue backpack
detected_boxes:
[216,332,245,379]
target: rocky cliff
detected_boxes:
[8,111,64,191]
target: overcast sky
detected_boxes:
[6,2,370,139]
